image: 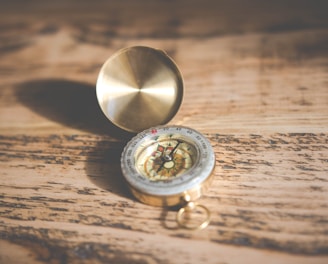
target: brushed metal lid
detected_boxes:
[96,46,183,133]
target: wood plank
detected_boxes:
[1,133,327,262]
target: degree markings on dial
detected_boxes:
[121,126,215,197]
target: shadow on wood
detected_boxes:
[84,138,132,199]
[15,79,132,138]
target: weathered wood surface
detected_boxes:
[0,0,328,263]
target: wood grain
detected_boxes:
[0,0,328,263]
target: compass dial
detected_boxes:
[135,137,198,181]
[121,125,215,206]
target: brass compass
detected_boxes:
[97,46,215,230]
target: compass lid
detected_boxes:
[96,46,184,133]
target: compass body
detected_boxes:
[97,46,216,228]
[121,125,215,206]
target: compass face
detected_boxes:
[121,126,215,200]
[135,137,198,181]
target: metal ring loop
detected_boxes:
[176,203,211,230]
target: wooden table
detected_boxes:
[1,1,327,263]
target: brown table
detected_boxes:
[1,1,327,263]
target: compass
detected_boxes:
[121,126,215,229]
[96,46,216,229]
